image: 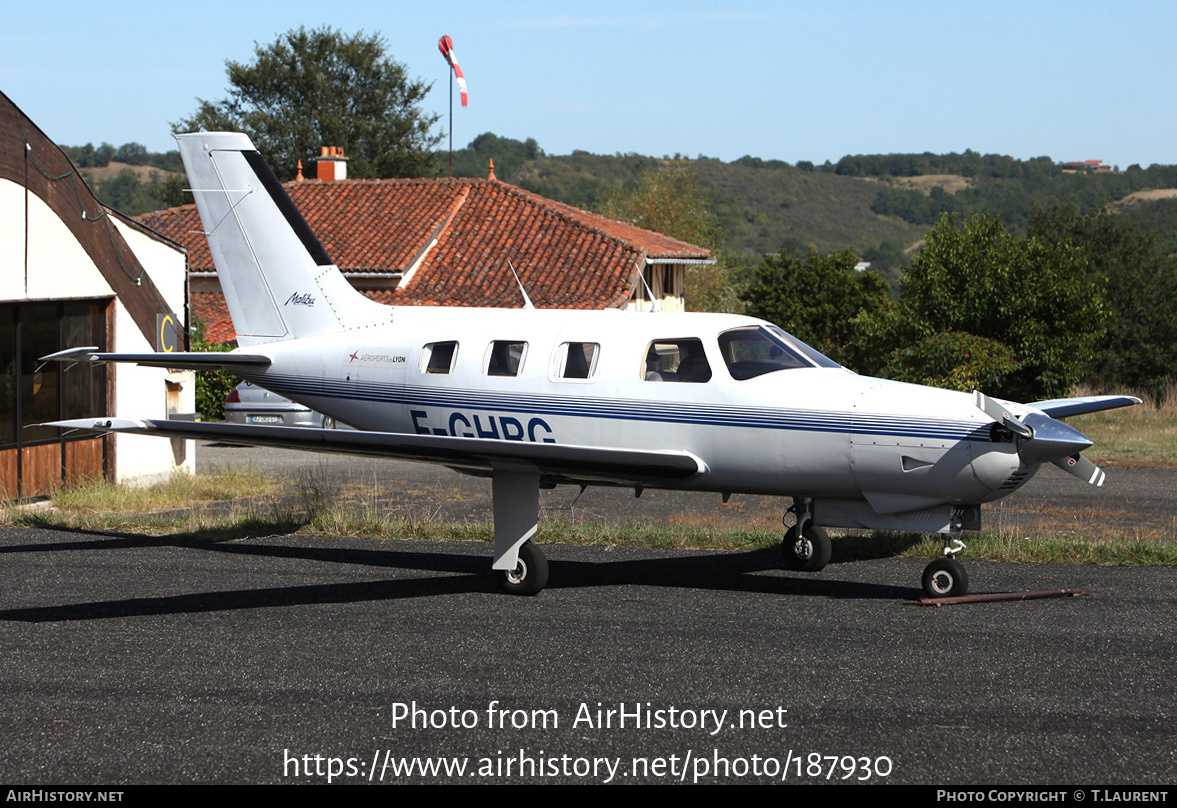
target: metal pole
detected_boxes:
[448,71,453,178]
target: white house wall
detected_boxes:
[112,218,186,310]
[107,299,196,484]
[110,218,195,484]
[0,180,25,300]
[0,179,117,301]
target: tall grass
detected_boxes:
[838,531,1177,566]
[47,467,278,513]
[1070,381,1177,466]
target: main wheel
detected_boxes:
[781,524,831,572]
[922,557,969,598]
[499,542,549,596]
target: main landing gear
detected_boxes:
[782,524,831,571]
[921,535,969,598]
[781,499,831,572]
[490,470,551,596]
[498,541,549,596]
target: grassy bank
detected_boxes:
[1071,384,1177,467]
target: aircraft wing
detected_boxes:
[1029,395,1142,419]
[45,418,706,486]
[38,347,271,371]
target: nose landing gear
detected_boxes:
[922,533,969,598]
[782,500,975,597]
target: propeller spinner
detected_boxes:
[974,391,1105,486]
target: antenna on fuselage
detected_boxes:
[507,260,535,310]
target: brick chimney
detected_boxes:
[316,146,348,181]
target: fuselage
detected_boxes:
[235,306,1031,516]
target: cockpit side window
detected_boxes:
[642,339,712,383]
[718,326,839,380]
[766,326,841,369]
[420,341,458,374]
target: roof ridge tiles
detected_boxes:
[483,180,708,257]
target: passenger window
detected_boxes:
[486,341,527,377]
[553,342,599,380]
[642,339,712,383]
[420,341,458,374]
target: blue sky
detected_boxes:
[2,0,1173,168]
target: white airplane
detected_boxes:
[44,132,1141,598]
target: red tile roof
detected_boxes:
[190,292,235,345]
[141,177,709,331]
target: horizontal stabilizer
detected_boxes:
[39,348,271,371]
[43,418,706,486]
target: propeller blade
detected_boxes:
[974,390,1032,438]
[1052,453,1106,487]
[976,390,1096,466]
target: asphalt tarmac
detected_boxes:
[0,445,1173,785]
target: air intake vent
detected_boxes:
[1000,469,1031,490]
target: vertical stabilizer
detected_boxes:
[176,132,384,346]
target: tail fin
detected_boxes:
[177,132,384,346]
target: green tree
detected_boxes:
[60,143,97,167]
[149,173,189,210]
[450,132,543,180]
[741,249,893,371]
[1029,204,1177,397]
[92,168,146,212]
[94,143,115,166]
[597,162,742,313]
[113,142,149,165]
[176,26,441,180]
[599,162,720,248]
[895,213,1104,400]
[190,319,239,421]
[881,331,1019,394]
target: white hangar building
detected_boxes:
[0,91,194,500]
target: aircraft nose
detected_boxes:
[1017,412,1094,465]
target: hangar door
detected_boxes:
[0,299,110,499]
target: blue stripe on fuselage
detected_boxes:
[246,374,990,442]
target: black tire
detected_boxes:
[321,416,336,430]
[499,542,549,596]
[781,524,831,572]
[922,557,969,598]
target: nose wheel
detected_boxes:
[922,533,969,597]
[922,557,969,597]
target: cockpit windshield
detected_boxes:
[718,326,840,380]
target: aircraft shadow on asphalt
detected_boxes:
[0,528,915,622]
